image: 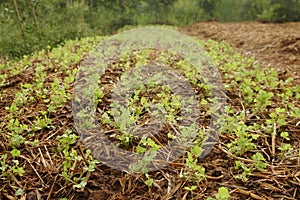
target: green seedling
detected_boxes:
[182,142,206,183]
[235,152,266,181]
[279,144,292,153]
[32,115,54,131]
[253,90,274,111]
[266,108,287,130]
[144,173,154,187]
[57,130,99,190]
[0,151,25,179]
[207,187,230,200]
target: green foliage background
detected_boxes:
[0,0,299,58]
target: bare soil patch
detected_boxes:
[181,21,300,83]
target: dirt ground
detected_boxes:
[180,22,300,83]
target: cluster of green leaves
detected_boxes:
[96,49,205,168]
[76,48,215,190]
[0,36,104,197]
[207,186,230,200]
[182,136,206,183]
[206,39,299,181]
[57,130,99,189]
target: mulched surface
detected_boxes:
[84,22,300,200]
[180,21,300,83]
[1,22,299,200]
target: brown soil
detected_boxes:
[180,22,300,83]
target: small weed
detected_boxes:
[207,187,230,200]
[57,130,99,190]
[234,152,266,181]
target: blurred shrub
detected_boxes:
[214,0,300,22]
[0,0,299,59]
[0,1,92,58]
[169,0,205,25]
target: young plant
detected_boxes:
[130,137,160,174]
[227,122,258,156]
[0,150,25,180]
[253,90,274,112]
[57,130,99,190]
[207,187,230,200]
[182,140,206,183]
[234,152,266,181]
